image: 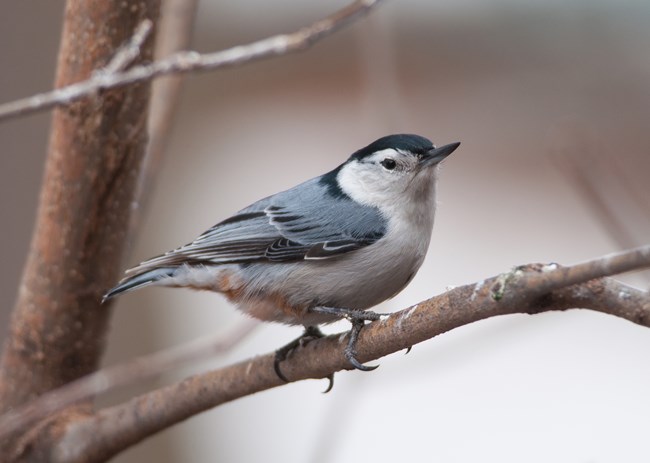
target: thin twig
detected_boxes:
[127,0,199,250]
[0,319,258,440]
[524,245,650,294]
[99,20,154,75]
[550,125,650,253]
[553,144,639,249]
[551,128,650,287]
[0,0,382,123]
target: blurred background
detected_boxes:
[2,0,650,461]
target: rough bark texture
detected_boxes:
[0,0,160,457]
[53,272,650,461]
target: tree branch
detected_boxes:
[44,245,650,461]
[0,0,160,415]
[128,0,199,247]
[0,319,258,442]
[99,20,154,75]
[550,128,645,251]
[0,0,382,123]
[0,0,161,459]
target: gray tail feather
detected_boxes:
[102,267,176,303]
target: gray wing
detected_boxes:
[128,176,387,273]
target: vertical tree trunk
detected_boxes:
[0,0,159,422]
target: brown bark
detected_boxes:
[2,247,648,455]
[0,0,160,451]
[54,262,650,461]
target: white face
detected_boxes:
[336,148,439,212]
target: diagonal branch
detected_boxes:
[0,319,258,441]
[0,0,383,123]
[128,0,199,247]
[40,245,650,461]
[99,20,154,74]
[552,135,641,250]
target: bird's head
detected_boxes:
[335,134,460,208]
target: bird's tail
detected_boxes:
[102,267,176,303]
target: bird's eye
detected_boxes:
[380,158,397,170]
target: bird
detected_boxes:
[104,134,459,385]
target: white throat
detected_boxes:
[337,160,439,223]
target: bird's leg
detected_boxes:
[310,306,382,372]
[274,326,335,392]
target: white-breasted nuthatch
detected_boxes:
[104,134,459,380]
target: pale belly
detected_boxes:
[232,224,431,325]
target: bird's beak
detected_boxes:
[419,142,460,167]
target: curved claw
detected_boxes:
[274,326,330,386]
[307,307,384,374]
[274,335,301,383]
[274,355,290,383]
[322,374,335,393]
[342,316,380,372]
[345,351,379,371]
[404,346,412,355]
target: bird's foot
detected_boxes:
[311,307,381,372]
[274,326,335,392]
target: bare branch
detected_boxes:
[0,319,258,441]
[0,2,161,460]
[550,125,650,256]
[518,245,650,294]
[0,0,383,123]
[552,138,639,249]
[100,20,154,74]
[46,245,649,461]
[147,0,198,165]
[0,0,160,418]
[128,0,200,241]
